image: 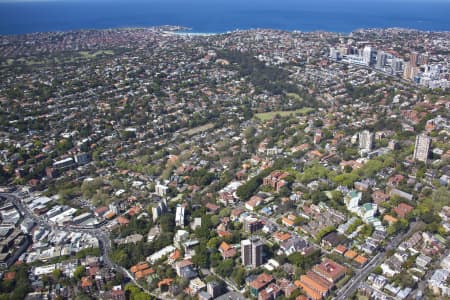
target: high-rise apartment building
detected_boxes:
[419,53,429,65]
[391,58,403,73]
[413,134,431,162]
[241,237,263,268]
[359,130,374,151]
[363,46,375,65]
[376,51,387,68]
[410,51,419,67]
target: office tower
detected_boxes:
[413,134,431,162]
[241,237,263,268]
[359,130,374,151]
[329,47,340,60]
[363,46,375,65]
[419,53,429,65]
[403,62,419,80]
[410,51,419,67]
[403,62,412,80]
[391,58,403,73]
[376,51,387,68]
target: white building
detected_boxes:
[413,133,431,162]
[359,130,374,152]
[175,205,185,227]
[155,183,168,197]
[152,198,167,222]
[147,245,176,263]
[363,46,375,65]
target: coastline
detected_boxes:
[2,24,450,38]
[1,0,450,36]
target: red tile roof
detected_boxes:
[394,203,414,218]
[117,216,130,225]
[249,273,274,290]
[130,262,149,273]
[312,259,347,283]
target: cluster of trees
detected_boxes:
[286,249,321,274]
[111,215,175,268]
[187,168,215,186]
[236,158,291,200]
[116,159,163,177]
[81,178,104,199]
[345,83,382,101]
[218,50,300,95]
[125,284,155,300]
[296,154,396,188]
[316,226,337,242]
[76,247,101,259]
[294,163,328,184]
[111,231,173,269]
[413,187,450,234]
[236,172,265,200]
[0,264,31,300]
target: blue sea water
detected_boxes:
[0,0,449,35]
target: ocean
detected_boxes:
[0,0,449,35]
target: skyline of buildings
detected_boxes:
[330,45,449,90]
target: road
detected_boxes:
[1,192,167,299]
[335,221,423,300]
[209,268,241,293]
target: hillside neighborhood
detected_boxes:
[0,27,449,300]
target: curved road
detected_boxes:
[1,192,164,299]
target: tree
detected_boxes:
[74,265,86,281]
[75,293,92,300]
[387,219,408,236]
[216,259,234,277]
[52,269,62,281]
[373,266,383,275]
[210,252,222,268]
[236,176,262,200]
[287,249,321,273]
[159,213,175,232]
[316,226,336,242]
[81,178,104,198]
[192,244,209,268]
[231,267,246,287]
[330,190,343,202]
[207,237,221,249]
[125,284,153,300]
[56,138,73,154]
[360,224,374,237]
[0,264,31,299]
[311,191,329,204]
[432,187,450,208]
[219,207,231,218]
[210,215,220,227]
